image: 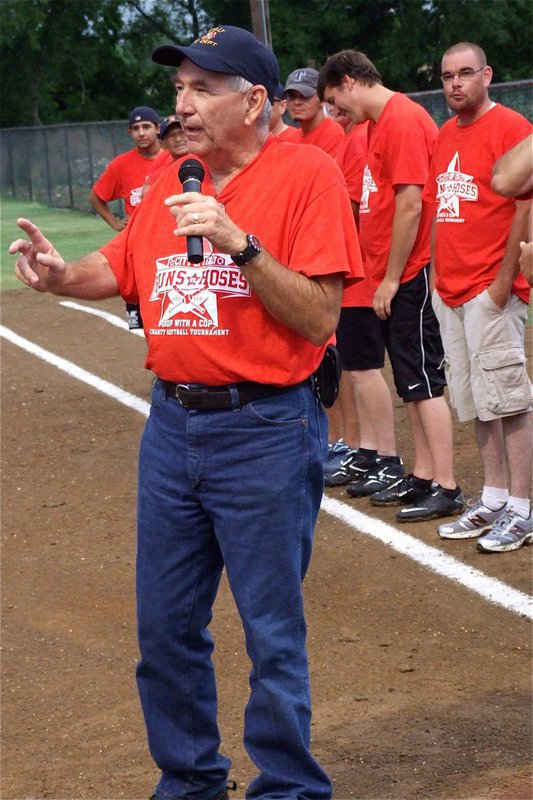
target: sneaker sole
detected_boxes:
[398,506,465,523]
[325,475,352,487]
[476,533,533,553]
[438,523,493,539]
[371,495,415,507]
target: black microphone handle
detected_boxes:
[181,175,204,264]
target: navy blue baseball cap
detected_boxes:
[128,106,160,127]
[159,115,183,140]
[274,82,285,100]
[152,25,279,102]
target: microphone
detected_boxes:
[178,158,206,264]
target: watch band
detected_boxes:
[231,234,262,266]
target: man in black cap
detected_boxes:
[10,24,363,800]
[89,106,166,231]
[142,115,189,196]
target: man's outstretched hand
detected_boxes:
[8,218,66,291]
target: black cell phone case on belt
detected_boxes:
[314,344,341,408]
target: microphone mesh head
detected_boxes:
[178,158,205,184]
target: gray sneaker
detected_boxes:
[476,507,533,553]
[438,498,506,539]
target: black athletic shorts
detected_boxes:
[336,307,385,371]
[336,265,446,402]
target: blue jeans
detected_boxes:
[136,379,331,800]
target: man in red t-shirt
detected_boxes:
[269,82,298,141]
[284,67,344,158]
[319,50,463,523]
[142,114,188,193]
[90,106,168,330]
[10,24,363,800]
[424,42,532,553]
[89,105,166,232]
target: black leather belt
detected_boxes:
[159,378,306,410]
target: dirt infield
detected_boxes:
[2,290,532,800]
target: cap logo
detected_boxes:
[194,26,225,48]
[293,70,309,81]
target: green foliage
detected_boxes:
[1,0,532,128]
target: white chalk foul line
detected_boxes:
[2,323,532,621]
[59,300,145,337]
[0,325,150,417]
[322,495,532,620]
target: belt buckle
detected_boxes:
[176,383,197,407]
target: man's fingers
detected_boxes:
[8,237,33,256]
[36,251,64,270]
[14,255,39,287]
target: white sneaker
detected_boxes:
[476,507,533,553]
[438,498,506,539]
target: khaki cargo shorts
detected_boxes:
[432,289,532,423]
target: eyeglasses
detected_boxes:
[440,67,485,84]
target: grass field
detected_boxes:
[1,198,115,291]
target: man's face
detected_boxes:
[129,121,159,149]
[326,102,350,130]
[269,97,287,131]
[285,90,322,124]
[441,48,492,117]
[174,59,250,160]
[323,78,365,124]
[162,124,188,159]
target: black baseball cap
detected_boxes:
[128,106,161,127]
[274,82,285,101]
[152,25,279,102]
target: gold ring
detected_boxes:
[193,213,200,224]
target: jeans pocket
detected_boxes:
[245,386,307,424]
[477,345,532,415]
[150,379,167,408]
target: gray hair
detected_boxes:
[225,75,272,127]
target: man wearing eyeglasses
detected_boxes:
[424,42,532,553]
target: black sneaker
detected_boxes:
[325,449,378,487]
[396,484,465,522]
[346,456,404,497]
[370,473,432,506]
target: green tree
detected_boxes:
[1,0,531,127]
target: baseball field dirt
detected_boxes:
[2,290,532,800]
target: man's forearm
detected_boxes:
[55,253,119,298]
[241,251,344,345]
[496,199,532,286]
[491,134,533,198]
[89,191,122,230]
[385,185,423,282]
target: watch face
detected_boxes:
[248,234,261,252]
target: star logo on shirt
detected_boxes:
[436,152,478,220]
[149,251,250,334]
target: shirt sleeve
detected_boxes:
[99,226,139,303]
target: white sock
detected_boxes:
[508,496,531,519]
[481,486,508,511]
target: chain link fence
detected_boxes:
[1,81,531,214]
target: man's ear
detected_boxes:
[341,75,355,92]
[245,85,268,125]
